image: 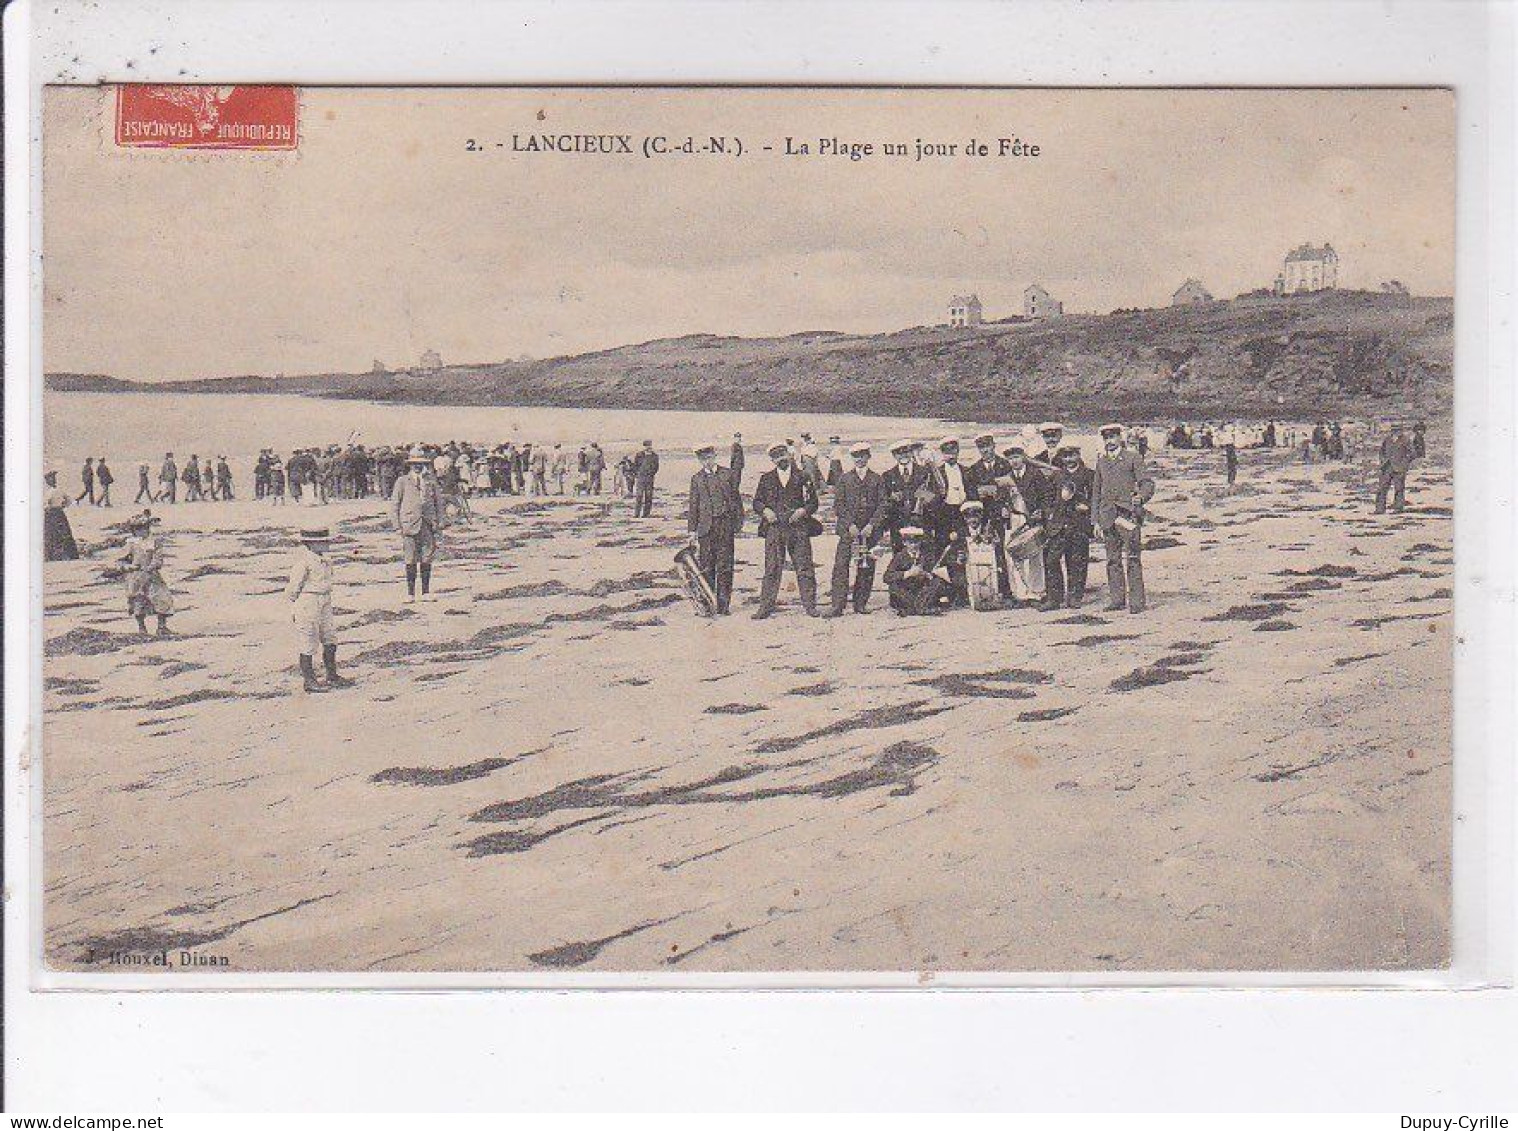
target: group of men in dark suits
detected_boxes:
[686,421,1157,619]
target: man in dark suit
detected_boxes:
[824,442,888,616]
[926,436,971,605]
[751,442,821,619]
[964,433,1013,598]
[823,435,845,489]
[686,443,744,614]
[1040,445,1095,610]
[1376,422,1415,514]
[881,439,930,553]
[632,440,660,518]
[1034,422,1065,467]
[1004,444,1049,526]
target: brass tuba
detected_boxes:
[673,545,719,616]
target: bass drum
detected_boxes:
[966,539,1003,611]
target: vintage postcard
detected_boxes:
[38,85,1454,976]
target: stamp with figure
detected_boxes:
[115,84,298,150]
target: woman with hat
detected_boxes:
[120,511,174,635]
[43,469,80,561]
[285,523,350,692]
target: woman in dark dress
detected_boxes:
[43,470,80,560]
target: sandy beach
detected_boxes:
[40,437,1452,973]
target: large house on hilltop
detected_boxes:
[1172,279,1214,306]
[1274,243,1339,295]
[948,294,984,327]
[1023,283,1063,319]
[418,349,443,372]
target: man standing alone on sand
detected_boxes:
[752,441,821,619]
[1093,422,1156,614]
[1376,421,1415,514]
[686,443,744,615]
[632,440,660,518]
[391,446,445,602]
[1220,421,1240,490]
[285,523,352,692]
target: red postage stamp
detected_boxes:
[115,85,298,150]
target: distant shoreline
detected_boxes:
[48,290,1453,423]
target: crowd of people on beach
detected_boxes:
[41,415,1430,693]
[242,440,657,506]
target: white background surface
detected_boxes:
[6,0,1517,1111]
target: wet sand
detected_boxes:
[41,442,1452,973]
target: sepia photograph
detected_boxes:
[38,84,1455,976]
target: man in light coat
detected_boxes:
[284,523,351,692]
[159,453,179,503]
[1092,423,1157,614]
[391,447,446,601]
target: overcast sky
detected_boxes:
[44,86,1454,381]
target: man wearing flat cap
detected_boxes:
[391,446,446,602]
[964,433,1015,598]
[687,443,744,614]
[632,440,660,518]
[1375,421,1415,514]
[751,441,821,619]
[925,437,972,604]
[1035,422,1065,467]
[824,442,888,616]
[1040,445,1095,610]
[882,439,930,554]
[1093,423,1156,613]
[285,523,351,692]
